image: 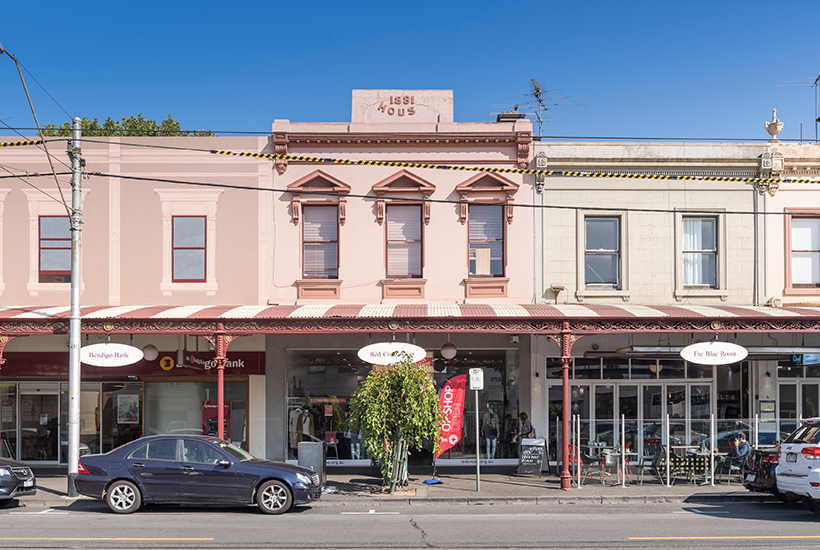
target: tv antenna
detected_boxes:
[489,79,581,136]
[777,74,820,142]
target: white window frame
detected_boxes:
[681,216,718,288]
[155,189,222,295]
[674,209,728,301]
[576,210,630,302]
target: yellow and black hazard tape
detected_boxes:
[210,149,820,186]
[0,140,43,148]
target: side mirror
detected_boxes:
[218,459,231,467]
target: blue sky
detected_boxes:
[1,0,819,140]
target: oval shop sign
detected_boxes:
[680,341,748,366]
[357,342,427,365]
[80,343,145,367]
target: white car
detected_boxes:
[775,418,820,514]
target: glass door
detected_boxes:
[19,391,60,462]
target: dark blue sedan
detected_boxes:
[76,435,321,514]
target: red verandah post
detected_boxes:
[554,322,583,491]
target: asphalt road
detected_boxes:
[0,499,817,549]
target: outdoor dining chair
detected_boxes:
[637,448,664,485]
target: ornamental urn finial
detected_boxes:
[764,109,784,142]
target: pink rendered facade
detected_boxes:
[0,90,534,307]
[0,90,535,465]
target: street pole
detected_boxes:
[67,117,83,497]
[475,389,480,491]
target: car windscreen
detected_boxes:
[212,439,256,461]
[784,425,820,444]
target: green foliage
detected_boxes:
[349,353,444,480]
[42,114,213,137]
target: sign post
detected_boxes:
[469,368,484,492]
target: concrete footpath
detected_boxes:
[16,466,779,509]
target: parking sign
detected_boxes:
[469,368,484,391]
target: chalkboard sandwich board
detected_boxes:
[517,437,546,476]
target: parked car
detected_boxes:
[775,417,820,514]
[76,435,322,514]
[0,457,36,507]
[743,445,779,495]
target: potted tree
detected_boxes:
[349,352,444,494]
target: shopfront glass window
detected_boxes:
[594,385,614,445]
[803,384,819,419]
[1,384,15,459]
[60,387,100,462]
[545,358,564,379]
[102,383,143,453]
[603,358,629,380]
[144,381,246,449]
[780,384,798,436]
[779,359,803,378]
[690,385,711,448]
[618,385,638,451]
[631,359,657,380]
[286,349,520,462]
[574,358,601,379]
[658,359,686,379]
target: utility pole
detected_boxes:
[67,117,83,497]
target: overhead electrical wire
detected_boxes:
[65,137,819,186]
[88,171,820,217]
[3,127,817,142]
[0,46,71,215]
[0,164,71,205]
[0,119,73,172]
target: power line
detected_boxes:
[0,164,72,205]
[0,129,814,142]
[64,137,820,185]
[0,46,71,215]
[14,58,72,120]
[0,120,72,172]
[88,171,819,217]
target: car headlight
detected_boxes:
[0,468,9,477]
[296,473,312,485]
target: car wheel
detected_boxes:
[256,480,292,514]
[106,480,141,514]
[0,499,14,509]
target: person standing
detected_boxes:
[482,404,499,459]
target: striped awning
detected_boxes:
[0,303,818,321]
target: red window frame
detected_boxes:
[39,215,71,283]
[172,215,207,283]
[785,209,820,294]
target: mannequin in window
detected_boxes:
[289,407,302,450]
[298,408,314,441]
[482,403,499,459]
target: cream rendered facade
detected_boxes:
[530,132,820,465]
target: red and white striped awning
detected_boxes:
[0,303,819,321]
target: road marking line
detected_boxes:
[340,511,401,515]
[10,509,69,515]
[627,535,820,540]
[672,508,730,514]
[0,538,214,541]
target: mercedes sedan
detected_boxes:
[76,435,321,514]
[0,457,36,507]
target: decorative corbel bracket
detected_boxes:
[291,196,301,225]
[273,133,288,175]
[516,132,532,170]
